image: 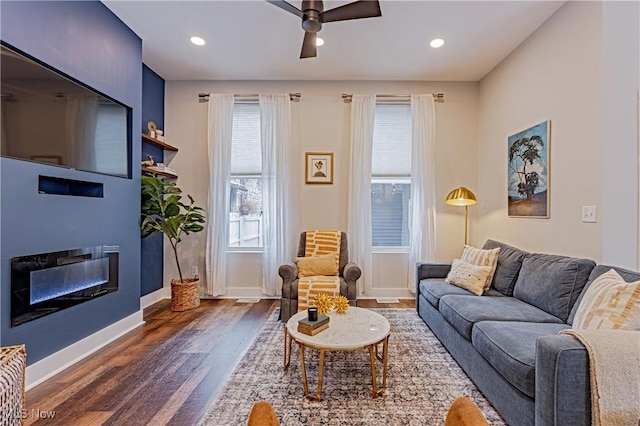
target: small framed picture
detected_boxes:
[305,152,333,184]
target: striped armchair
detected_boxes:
[279,231,360,322]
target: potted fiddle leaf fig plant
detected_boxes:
[141,174,206,311]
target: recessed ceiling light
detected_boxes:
[316,37,324,47]
[190,36,206,46]
[430,38,445,48]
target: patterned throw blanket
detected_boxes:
[559,329,640,426]
[298,230,341,311]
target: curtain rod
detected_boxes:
[341,93,444,104]
[198,93,301,103]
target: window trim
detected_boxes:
[372,246,410,254]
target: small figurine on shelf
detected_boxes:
[141,155,154,166]
[147,121,157,138]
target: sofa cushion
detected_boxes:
[460,245,500,290]
[295,253,339,277]
[445,259,494,296]
[569,264,640,325]
[513,254,595,322]
[419,279,503,309]
[439,295,564,341]
[472,321,570,398]
[571,268,640,330]
[482,240,528,296]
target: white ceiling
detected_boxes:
[103,0,565,82]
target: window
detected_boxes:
[371,103,411,248]
[229,103,263,248]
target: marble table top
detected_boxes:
[287,306,390,350]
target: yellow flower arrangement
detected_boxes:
[332,295,349,314]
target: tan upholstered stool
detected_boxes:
[247,401,280,426]
[444,396,490,426]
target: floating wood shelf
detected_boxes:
[141,167,178,179]
[141,133,178,151]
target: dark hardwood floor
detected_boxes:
[25,298,414,425]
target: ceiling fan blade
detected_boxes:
[266,0,303,18]
[300,31,317,59]
[320,0,381,23]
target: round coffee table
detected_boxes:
[283,306,390,401]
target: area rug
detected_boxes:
[199,308,506,425]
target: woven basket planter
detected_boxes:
[171,278,200,312]
[0,345,26,426]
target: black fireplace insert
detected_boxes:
[10,245,119,327]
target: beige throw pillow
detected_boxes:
[296,253,339,277]
[445,259,492,296]
[572,269,640,330]
[460,245,500,290]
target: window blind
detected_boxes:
[372,103,411,177]
[231,103,261,175]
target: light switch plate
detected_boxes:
[582,206,597,223]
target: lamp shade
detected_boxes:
[445,187,477,206]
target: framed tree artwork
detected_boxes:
[507,120,550,218]
[305,152,333,184]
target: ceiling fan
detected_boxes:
[267,0,382,59]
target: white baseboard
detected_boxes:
[199,286,414,300]
[140,286,171,309]
[200,286,279,299]
[26,310,144,390]
[362,288,415,299]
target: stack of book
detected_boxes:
[297,313,330,336]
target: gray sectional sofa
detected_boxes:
[416,239,640,426]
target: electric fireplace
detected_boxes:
[10,245,119,327]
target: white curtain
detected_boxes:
[408,94,437,291]
[259,94,292,296]
[205,94,234,296]
[347,94,376,296]
[66,94,98,171]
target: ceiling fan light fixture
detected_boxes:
[316,37,324,47]
[267,0,381,59]
[190,36,206,46]
[430,38,445,48]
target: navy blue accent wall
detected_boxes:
[141,65,165,296]
[0,1,142,364]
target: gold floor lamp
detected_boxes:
[445,187,477,245]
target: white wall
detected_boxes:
[476,1,605,260]
[600,1,640,269]
[477,0,639,266]
[164,80,478,297]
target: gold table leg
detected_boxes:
[367,335,389,397]
[381,335,389,392]
[290,333,391,401]
[299,343,309,395]
[283,327,293,370]
[295,343,326,401]
[313,349,325,401]
[368,344,378,397]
